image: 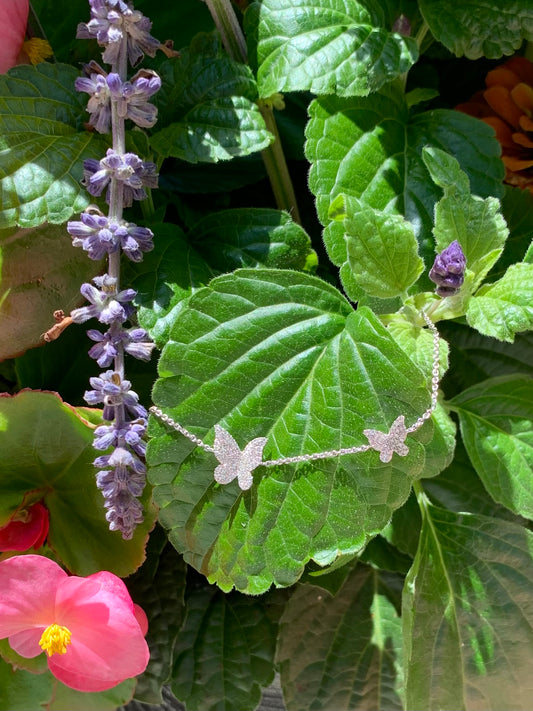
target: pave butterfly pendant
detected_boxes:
[213,425,268,491]
[363,416,409,463]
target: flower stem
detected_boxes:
[203,0,301,223]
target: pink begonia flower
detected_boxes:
[0,0,53,74]
[0,502,50,552]
[0,0,30,73]
[0,555,149,692]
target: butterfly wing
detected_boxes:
[237,437,267,490]
[213,425,242,485]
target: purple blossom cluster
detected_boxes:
[71,0,162,539]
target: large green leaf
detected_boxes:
[277,564,404,711]
[449,375,533,521]
[466,263,533,342]
[404,502,533,710]
[0,224,103,361]
[0,63,107,229]
[305,86,504,280]
[148,269,454,593]
[151,33,272,163]
[0,391,155,576]
[170,572,277,711]
[245,0,418,97]
[418,0,533,59]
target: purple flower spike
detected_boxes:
[104,490,144,540]
[429,240,467,297]
[84,370,147,421]
[93,418,147,455]
[77,0,160,68]
[70,274,136,324]
[68,207,154,261]
[82,149,158,207]
[87,323,154,367]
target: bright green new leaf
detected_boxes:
[449,375,533,520]
[0,224,103,361]
[277,565,404,711]
[171,578,277,711]
[330,195,424,298]
[418,0,533,59]
[306,87,504,281]
[148,269,454,593]
[151,33,272,163]
[404,503,533,710]
[0,391,155,576]
[246,0,418,97]
[0,63,107,229]
[466,263,533,342]
[423,147,508,292]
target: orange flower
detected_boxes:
[457,57,533,194]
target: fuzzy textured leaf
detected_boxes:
[466,263,533,342]
[404,504,533,710]
[450,375,533,521]
[277,565,404,711]
[148,269,454,593]
[246,0,418,97]
[0,63,107,228]
[418,0,533,59]
[151,33,272,163]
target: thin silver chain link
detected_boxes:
[150,311,441,466]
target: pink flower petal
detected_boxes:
[0,555,66,638]
[8,628,45,658]
[0,502,50,552]
[0,0,29,74]
[48,572,149,692]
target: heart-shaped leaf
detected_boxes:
[148,269,455,593]
[245,0,418,97]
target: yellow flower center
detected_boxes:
[39,623,72,657]
[22,38,54,66]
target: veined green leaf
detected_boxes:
[0,63,107,228]
[170,573,277,711]
[148,269,454,593]
[404,502,533,710]
[449,375,533,520]
[246,0,418,97]
[305,86,504,286]
[418,0,533,59]
[330,195,424,298]
[151,33,272,163]
[466,263,533,342]
[277,565,404,711]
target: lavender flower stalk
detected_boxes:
[70,0,161,539]
[429,240,466,297]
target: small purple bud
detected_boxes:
[392,14,411,36]
[429,240,466,297]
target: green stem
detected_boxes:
[415,20,430,51]
[203,0,301,223]
[203,0,247,62]
[259,104,302,224]
[525,41,533,62]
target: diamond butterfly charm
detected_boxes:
[213,425,267,490]
[363,416,409,463]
